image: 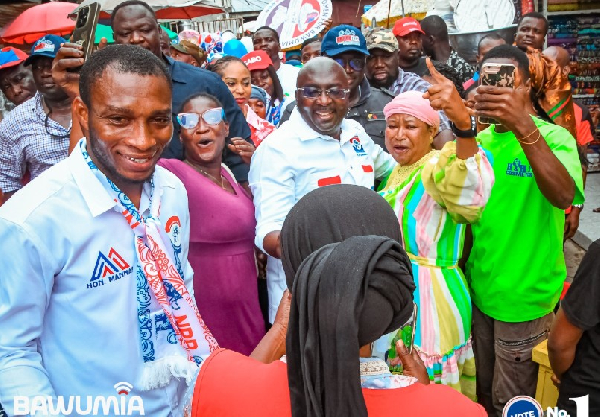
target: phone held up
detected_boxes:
[69,2,101,72]
[386,303,418,375]
[478,62,516,125]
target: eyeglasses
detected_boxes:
[177,107,224,129]
[296,87,350,100]
[333,57,366,71]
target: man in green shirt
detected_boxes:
[465,45,584,416]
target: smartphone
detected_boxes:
[478,63,516,125]
[386,303,418,374]
[70,2,101,66]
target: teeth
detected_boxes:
[127,157,149,163]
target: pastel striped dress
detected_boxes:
[375,142,494,401]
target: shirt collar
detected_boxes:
[353,78,372,108]
[68,138,177,217]
[290,108,357,145]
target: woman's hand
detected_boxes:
[395,340,430,385]
[423,58,471,131]
[228,137,255,165]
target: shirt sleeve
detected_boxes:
[359,128,396,180]
[562,240,600,330]
[422,142,495,224]
[248,138,295,252]
[0,121,24,193]
[0,219,58,415]
[541,122,585,205]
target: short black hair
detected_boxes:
[481,44,530,80]
[179,92,225,120]
[110,0,156,29]
[420,15,448,41]
[301,36,321,50]
[79,44,170,108]
[519,12,548,34]
[253,26,280,43]
[206,55,247,78]
[477,33,505,51]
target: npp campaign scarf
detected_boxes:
[79,139,218,390]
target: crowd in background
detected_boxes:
[0,2,598,416]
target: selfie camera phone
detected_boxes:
[386,303,418,374]
[70,2,101,68]
[478,63,516,125]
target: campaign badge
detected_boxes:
[503,396,543,417]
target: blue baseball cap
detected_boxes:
[223,39,249,59]
[24,35,65,66]
[321,25,369,57]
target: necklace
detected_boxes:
[383,150,439,192]
[184,159,226,190]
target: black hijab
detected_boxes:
[281,185,416,417]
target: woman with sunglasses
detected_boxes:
[158,93,265,355]
[207,56,276,147]
[242,50,288,126]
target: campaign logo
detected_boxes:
[350,136,367,156]
[88,248,133,289]
[336,29,360,46]
[33,39,56,54]
[245,55,262,66]
[506,158,532,178]
[503,396,542,417]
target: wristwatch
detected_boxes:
[451,116,477,138]
[573,204,584,210]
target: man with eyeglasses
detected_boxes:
[0,35,71,203]
[249,57,396,323]
[279,25,394,150]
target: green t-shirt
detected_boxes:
[466,116,584,322]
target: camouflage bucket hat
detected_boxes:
[365,29,398,53]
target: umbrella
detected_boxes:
[0,2,78,44]
[361,0,432,28]
[74,0,226,20]
[94,24,177,44]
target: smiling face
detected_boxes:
[385,113,436,165]
[396,32,422,67]
[330,51,366,93]
[0,63,36,105]
[250,68,274,97]
[180,96,229,166]
[296,58,349,139]
[112,5,162,58]
[76,67,172,191]
[221,61,252,109]
[253,29,280,62]
[515,17,547,51]
[366,48,399,88]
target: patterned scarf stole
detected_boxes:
[79,140,218,390]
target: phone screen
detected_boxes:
[385,303,418,374]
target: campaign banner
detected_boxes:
[257,0,333,49]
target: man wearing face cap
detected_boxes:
[248,57,396,323]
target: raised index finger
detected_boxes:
[425,57,447,84]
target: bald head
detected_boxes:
[543,46,570,69]
[297,56,347,88]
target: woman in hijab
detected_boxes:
[187,185,486,417]
[377,62,494,400]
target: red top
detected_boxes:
[192,348,487,417]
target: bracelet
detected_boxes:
[518,131,541,145]
[517,127,538,143]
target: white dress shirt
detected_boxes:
[0,143,195,416]
[249,109,396,322]
[276,63,300,100]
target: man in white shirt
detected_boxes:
[253,26,300,99]
[0,44,215,416]
[249,57,396,322]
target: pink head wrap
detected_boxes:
[383,90,440,131]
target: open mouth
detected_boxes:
[197,138,214,148]
[315,109,335,122]
[120,151,157,172]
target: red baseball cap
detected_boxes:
[0,47,28,71]
[393,17,425,37]
[242,50,273,71]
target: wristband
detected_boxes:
[451,116,477,138]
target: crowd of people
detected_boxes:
[0,2,598,416]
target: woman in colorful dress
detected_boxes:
[208,56,276,147]
[159,93,264,355]
[375,63,494,400]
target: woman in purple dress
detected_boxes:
[159,93,264,355]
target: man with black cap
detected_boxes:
[0,35,71,203]
[279,26,394,149]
